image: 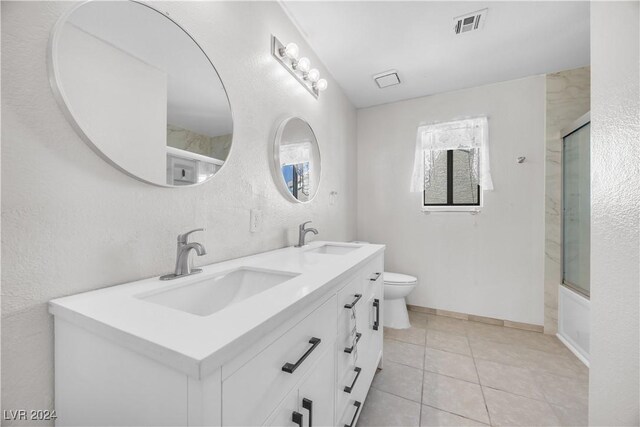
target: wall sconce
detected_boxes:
[272,35,328,99]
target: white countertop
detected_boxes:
[49,241,385,379]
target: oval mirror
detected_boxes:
[273,117,321,203]
[49,1,233,187]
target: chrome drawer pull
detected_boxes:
[344,401,362,427]
[343,332,362,354]
[344,294,362,309]
[369,272,382,281]
[373,299,380,331]
[344,367,362,393]
[282,337,321,374]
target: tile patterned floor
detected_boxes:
[359,311,589,427]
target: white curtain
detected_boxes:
[410,117,493,192]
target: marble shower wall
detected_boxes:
[167,124,232,161]
[544,67,590,334]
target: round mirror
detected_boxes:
[273,117,321,203]
[49,1,233,187]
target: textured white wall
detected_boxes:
[1,1,357,422]
[589,2,640,425]
[357,76,545,325]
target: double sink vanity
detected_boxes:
[45,2,381,425]
[49,241,385,426]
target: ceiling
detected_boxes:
[281,1,590,108]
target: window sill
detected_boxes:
[422,206,481,214]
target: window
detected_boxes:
[423,148,480,206]
[410,117,492,210]
[281,162,310,200]
[280,142,312,202]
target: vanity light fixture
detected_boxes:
[272,35,328,98]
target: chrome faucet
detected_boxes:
[295,221,318,247]
[160,228,207,280]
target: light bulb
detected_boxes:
[296,57,310,73]
[315,79,328,92]
[282,42,299,60]
[307,68,320,82]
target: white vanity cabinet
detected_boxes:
[50,242,384,427]
[265,348,336,427]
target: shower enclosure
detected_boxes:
[558,112,591,365]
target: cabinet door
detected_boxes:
[264,388,300,427]
[298,348,335,427]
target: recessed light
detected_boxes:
[373,70,401,88]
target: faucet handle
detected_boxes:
[177,228,204,244]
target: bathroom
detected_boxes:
[1,1,638,426]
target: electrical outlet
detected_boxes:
[250,209,262,233]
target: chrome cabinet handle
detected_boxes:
[302,398,312,427]
[369,272,382,281]
[292,411,303,427]
[282,337,321,374]
[344,401,362,427]
[344,294,362,309]
[344,367,362,393]
[373,299,380,331]
[343,332,362,354]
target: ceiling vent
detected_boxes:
[454,9,487,34]
[373,70,401,88]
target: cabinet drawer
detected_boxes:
[223,295,337,426]
[337,277,364,338]
[361,255,384,302]
[338,396,364,427]
[336,357,366,419]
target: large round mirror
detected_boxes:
[273,117,321,203]
[49,1,233,187]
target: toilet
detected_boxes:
[383,272,418,329]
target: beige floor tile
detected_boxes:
[409,311,429,329]
[467,323,570,356]
[420,405,488,426]
[522,350,586,378]
[422,371,489,424]
[358,388,421,427]
[532,371,589,409]
[386,326,427,346]
[468,339,528,367]
[470,337,584,379]
[573,358,589,377]
[551,403,589,426]
[426,329,472,355]
[424,348,478,383]
[475,359,545,400]
[426,315,468,336]
[384,338,425,369]
[483,387,561,426]
[372,360,423,402]
[510,334,572,356]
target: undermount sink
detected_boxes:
[306,244,361,255]
[137,267,299,316]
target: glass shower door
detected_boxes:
[562,121,590,296]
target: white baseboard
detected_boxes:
[557,332,590,368]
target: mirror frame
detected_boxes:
[47,0,234,188]
[272,116,322,204]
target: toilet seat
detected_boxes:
[384,272,417,285]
